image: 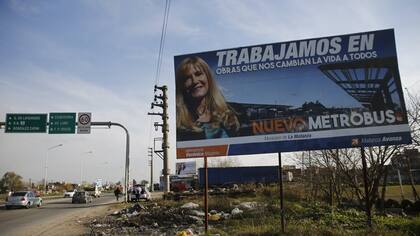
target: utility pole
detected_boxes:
[44,144,63,192]
[148,85,170,193]
[148,147,154,192]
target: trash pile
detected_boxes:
[88,201,261,235]
[163,186,257,200]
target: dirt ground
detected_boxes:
[10,203,123,236]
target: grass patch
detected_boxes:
[384,185,420,201]
[199,186,420,235]
[154,185,420,235]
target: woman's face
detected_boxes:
[183,64,209,99]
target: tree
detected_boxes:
[296,146,400,209]
[392,149,420,201]
[295,149,353,204]
[401,90,420,201]
[0,171,24,193]
[406,90,420,148]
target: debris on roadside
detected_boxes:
[231,207,243,216]
[181,202,199,209]
[208,214,221,221]
[88,198,264,235]
[163,187,257,201]
[237,201,258,210]
[176,228,195,236]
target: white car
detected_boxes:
[63,189,77,198]
[129,185,151,202]
[6,191,42,209]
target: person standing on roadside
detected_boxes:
[114,186,121,201]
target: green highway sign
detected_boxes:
[49,112,76,134]
[5,113,47,133]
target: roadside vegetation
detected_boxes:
[203,184,420,235]
[89,183,420,235]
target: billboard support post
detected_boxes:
[309,151,313,202]
[278,152,285,233]
[360,147,372,227]
[204,155,209,233]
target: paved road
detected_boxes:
[0,193,118,236]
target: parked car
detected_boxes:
[6,191,43,209]
[129,184,151,202]
[71,191,93,204]
[63,189,77,198]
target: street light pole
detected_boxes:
[44,144,63,192]
[80,151,93,187]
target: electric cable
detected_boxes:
[148,0,171,149]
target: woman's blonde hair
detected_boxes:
[176,56,239,134]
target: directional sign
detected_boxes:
[77,112,91,134]
[5,113,47,133]
[49,112,76,134]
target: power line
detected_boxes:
[148,0,171,148]
[154,0,171,85]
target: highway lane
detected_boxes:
[0,193,118,236]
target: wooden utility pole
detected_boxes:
[278,152,285,233]
[360,147,372,227]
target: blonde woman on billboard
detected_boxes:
[176,56,239,141]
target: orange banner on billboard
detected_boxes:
[177,145,229,159]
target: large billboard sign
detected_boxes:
[175,161,197,175]
[174,29,411,158]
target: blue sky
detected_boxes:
[1,0,420,184]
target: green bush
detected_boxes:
[374,215,420,234]
[208,196,232,212]
[413,200,420,212]
[385,199,401,208]
[169,184,420,235]
[259,185,277,198]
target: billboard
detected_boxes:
[174,29,411,158]
[175,161,197,175]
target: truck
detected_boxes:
[198,166,291,187]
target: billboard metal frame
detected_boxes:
[174,29,411,158]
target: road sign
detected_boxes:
[5,113,47,133]
[77,112,91,134]
[49,112,76,134]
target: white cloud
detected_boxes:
[9,0,43,15]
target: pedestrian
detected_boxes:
[114,187,121,201]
